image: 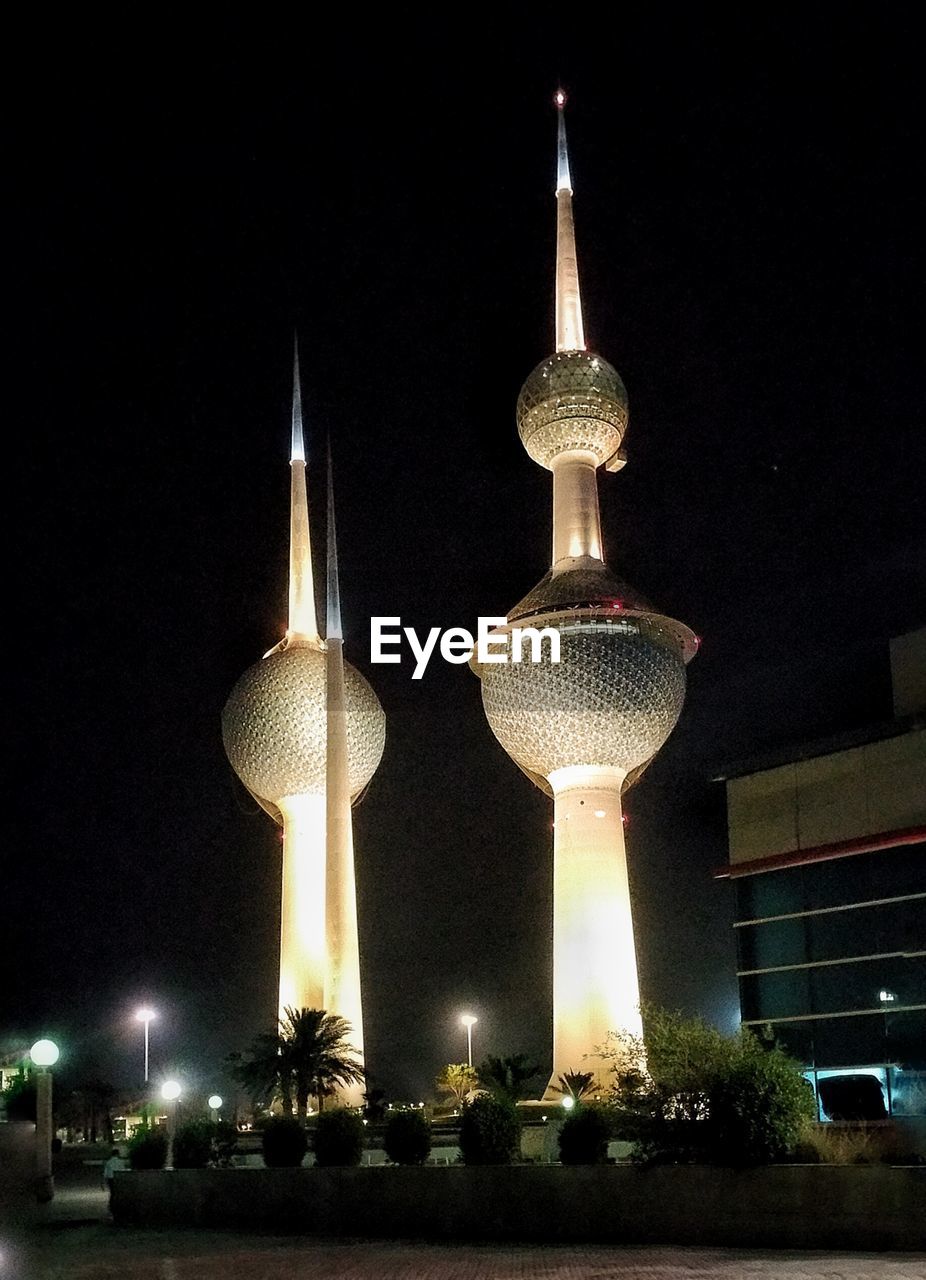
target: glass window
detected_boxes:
[736,870,802,922]
[738,917,807,972]
[740,969,811,1022]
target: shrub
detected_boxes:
[2,1077,36,1122]
[128,1128,168,1170]
[384,1109,432,1165]
[604,1009,816,1167]
[709,1044,816,1166]
[213,1119,239,1167]
[312,1108,365,1167]
[459,1094,521,1165]
[558,1104,612,1165]
[172,1119,215,1169]
[262,1115,308,1168]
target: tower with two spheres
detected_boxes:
[475,95,696,1097]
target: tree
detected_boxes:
[278,1007,364,1119]
[228,1034,294,1117]
[434,1063,479,1108]
[477,1054,541,1102]
[599,1007,815,1166]
[550,1070,597,1102]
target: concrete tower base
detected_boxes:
[543,765,643,1100]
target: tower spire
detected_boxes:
[326,443,342,643]
[554,91,586,353]
[286,337,320,645]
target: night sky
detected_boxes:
[7,12,924,1103]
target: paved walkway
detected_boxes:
[8,1230,926,1280]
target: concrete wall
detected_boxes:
[726,727,925,863]
[113,1163,926,1249]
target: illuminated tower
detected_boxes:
[222,350,385,1098]
[475,95,697,1097]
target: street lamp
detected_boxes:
[207,1095,222,1122]
[561,1094,576,1110]
[460,1014,477,1068]
[160,1080,181,1168]
[30,1039,60,1203]
[135,1008,157,1082]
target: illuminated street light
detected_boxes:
[135,1007,157,1082]
[29,1039,59,1202]
[460,1014,478,1068]
[207,1094,222,1121]
[160,1080,181,1102]
[561,1094,575,1110]
[29,1040,59,1068]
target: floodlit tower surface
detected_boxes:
[222,350,385,1086]
[475,95,697,1099]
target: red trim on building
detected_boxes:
[713,825,926,880]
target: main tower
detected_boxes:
[475,95,697,1097]
[222,350,385,1101]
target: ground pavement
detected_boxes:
[2,1155,924,1279]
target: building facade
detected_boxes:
[716,627,925,1119]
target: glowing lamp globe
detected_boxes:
[222,646,385,807]
[30,1039,59,1068]
[207,1095,222,1111]
[161,1080,181,1102]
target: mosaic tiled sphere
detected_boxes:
[481,620,686,779]
[516,350,628,469]
[222,646,385,804]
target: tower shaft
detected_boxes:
[552,450,603,567]
[324,636,366,1104]
[278,794,327,1017]
[545,765,643,1099]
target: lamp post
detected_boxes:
[30,1039,59,1203]
[460,1014,477,1069]
[207,1095,222,1123]
[160,1080,181,1168]
[135,1008,156,1083]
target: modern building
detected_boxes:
[222,351,385,1102]
[715,626,925,1120]
[474,96,697,1098]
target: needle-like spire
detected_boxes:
[286,337,320,645]
[326,443,342,643]
[554,91,586,353]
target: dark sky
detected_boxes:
[7,12,924,1102]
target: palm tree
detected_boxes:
[434,1063,479,1108]
[551,1070,597,1102]
[278,1008,364,1119]
[228,1033,294,1117]
[477,1054,541,1102]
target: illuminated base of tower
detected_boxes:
[325,801,365,1107]
[278,793,327,1019]
[542,764,644,1101]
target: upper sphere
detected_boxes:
[517,351,628,469]
[480,621,685,780]
[222,646,385,805]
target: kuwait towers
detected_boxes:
[475,95,697,1097]
[222,351,385,1101]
